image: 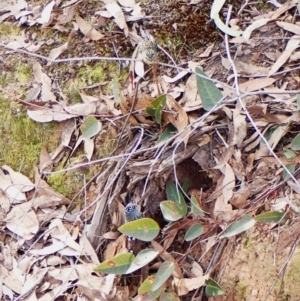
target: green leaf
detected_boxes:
[159,292,181,301]
[80,116,102,139]
[160,201,183,221]
[220,215,256,238]
[118,218,160,242]
[297,94,300,111]
[126,249,159,274]
[184,224,204,241]
[283,164,295,181]
[283,149,296,159]
[190,196,204,217]
[166,181,187,217]
[139,275,164,301]
[146,106,156,117]
[94,253,134,275]
[156,124,177,146]
[291,133,300,150]
[181,180,189,194]
[254,211,285,223]
[195,67,223,111]
[146,95,166,124]
[205,278,224,296]
[152,261,175,291]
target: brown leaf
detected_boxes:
[247,105,281,124]
[32,60,56,102]
[76,15,104,41]
[268,35,300,77]
[232,108,247,147]
[164,94,190,147]
[239,78,276,92]
[276,21,300,36]
[0,169,26,203]
[27,101,97,122]
[5,202,39,240]
[2,165,34,192]
[105,2,128,36]
[222,57,270,76]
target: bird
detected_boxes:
[124,203,143,222]
[124,203,143,253]
[138,39,158,65]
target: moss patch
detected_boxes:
[0,97,60,178]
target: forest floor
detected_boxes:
[1,0,300,300]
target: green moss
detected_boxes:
[78,62,107,84]
[65,61,128,102]
[0,22,21,40]
[66,78,86,103]
[46,154,96,199]
[15,61,32,85]
[0,97,60,178]
[46,169,84,198]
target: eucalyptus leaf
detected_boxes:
[190,196,204,217]
[118,218,160,242]
[291,133,300,150]
[181,180,189,194]
[184,224,204,241]
[297,94,300,111]
[94,253,134,275]
[126,249,159,274]
[156,124,177,146]
[139,275,164,301]
[220,215,256,238]
[195,67,223,111]
[152,261,175,291]
[160,201,183,221]
[205,278,224,296]
[166,181,187,217]
[283,164,295,181]
[254,211,285,223]
[146,95,166,124]
[283,149,296,159]
[80,116,102,139]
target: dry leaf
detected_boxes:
[276,21,300,35]
[27,101,97,122]
[76,14,104,41]
[2,165,34,192]
[40,1,55,24]
[105,2,128,36]
[32,60,56,102]
[162,70,189,83]
[163,95,190,147]
[232,109,247,147]
[239,78,276,92]
[174,274,209,295]
[222,57,270,76]
[0,170,26,203]
[181,74,202,111]
[222,163,235,204]
[243,19,270,39]
[268,35,300,77]
[5,202,39,240]
[0,190,10,214]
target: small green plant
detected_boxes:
[94,178,287,299]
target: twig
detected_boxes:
[157,44,180,74]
